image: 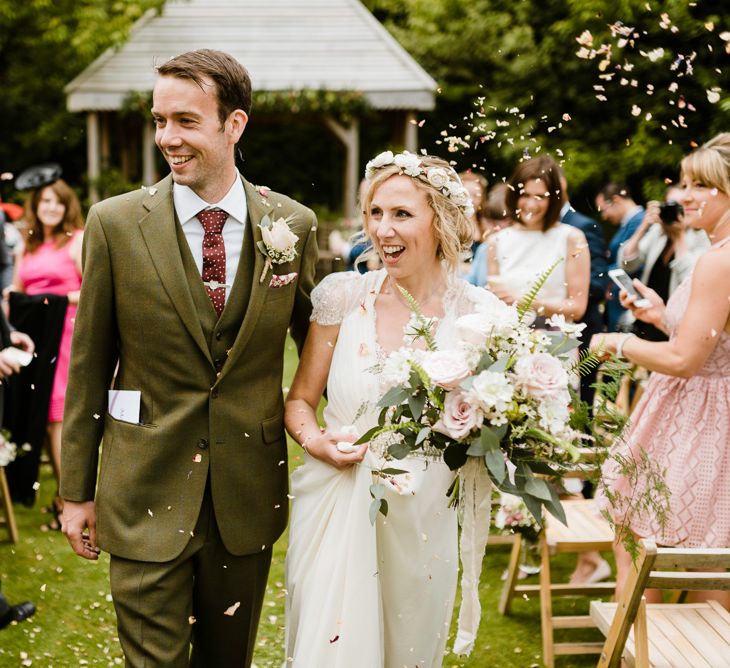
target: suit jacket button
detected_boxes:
[214,358,224,371]
[215,331,222,340]
[197,438,209,450]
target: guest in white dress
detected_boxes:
[284,152,493,667]
[487,154,589,325]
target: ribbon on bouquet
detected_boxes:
[453,457,492,656]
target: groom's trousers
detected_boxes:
[109,483,272,667]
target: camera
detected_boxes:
[658,200,683,224]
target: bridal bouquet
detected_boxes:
[358,281,589,526]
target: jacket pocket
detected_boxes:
[261,414,284,443]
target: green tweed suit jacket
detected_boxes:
[60,175,318,562]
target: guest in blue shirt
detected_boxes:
[595,183,645,331]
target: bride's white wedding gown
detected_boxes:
[285,269,491,668]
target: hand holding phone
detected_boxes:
[608,269,652,308]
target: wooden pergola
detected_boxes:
[65,0,437,217]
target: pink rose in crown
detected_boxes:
[432,390,483,441]
[269,272,298,288]
[419,349,472,390]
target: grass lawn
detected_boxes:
[0,338,604,667]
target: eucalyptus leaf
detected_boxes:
[415,427,430,445]
[369,483,385,500]
[369,498,380,525]
[260,214,272,228]
[408,393,426,420]
[488,355,510,373]
[522,494,545,529]
[480,425,501,451]
[380,467,408,475]
[524,477,552,501]
[443,443,469,470]
[484,448,506,484]
[378,386,409,408]
[355,425,381,445]
[388,440,412,460]
[466,438,486,457]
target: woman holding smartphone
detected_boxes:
[591,133,730,608]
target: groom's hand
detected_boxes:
[306,431,368,469]
[61,500,100,560]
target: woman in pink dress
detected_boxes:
[592,133,730,609]
[14,178,84,529]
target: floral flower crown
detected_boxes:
[364,150,475,219]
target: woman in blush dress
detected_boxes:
[13,177,83,529]
[591,133,730,609]
[284,151,494,667]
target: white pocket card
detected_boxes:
[108,390,141,424]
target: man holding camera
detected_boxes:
[617,186,710,340]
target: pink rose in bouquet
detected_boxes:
[432,390,483,440]
[513,352,569,400]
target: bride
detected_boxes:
[284,151,493,667]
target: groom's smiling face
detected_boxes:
[151,75,247,202]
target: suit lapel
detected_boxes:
[218,178,274,380]
[137,177,213,365]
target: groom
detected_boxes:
[60,49,318,666]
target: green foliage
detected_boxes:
[363,0,728,208]
[0,0,165,186]
[517,258,562,322]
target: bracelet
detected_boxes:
[615,333,636,359]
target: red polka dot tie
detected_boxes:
[197,208,227,316]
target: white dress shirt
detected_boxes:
[173,174,248,301]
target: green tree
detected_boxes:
[364,0,728,206]
[0,0,164,190]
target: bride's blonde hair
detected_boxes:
[360,154,474,272]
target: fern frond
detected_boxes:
[517,258,563,323]
[398,286,438,351]
[570,348,603,377]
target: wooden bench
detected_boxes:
[591,539,730,667]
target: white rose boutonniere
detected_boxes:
[257,214,299,283]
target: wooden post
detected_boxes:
[0,467,18,543]
[142,122,157,186]
[404,111,418,152]
[324,116,360,220]
[87,112,100,204]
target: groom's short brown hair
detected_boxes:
[157,49,252,125]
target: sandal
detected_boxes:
[40,497,63,532]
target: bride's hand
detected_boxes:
[304,430,368,469]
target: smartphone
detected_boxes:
[608,269,651,308]
[2,346,33,367]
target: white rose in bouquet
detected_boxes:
[432,390,483,440]
[456,296,519,345]
[381,348,418,390]
[545,314,587,338]
[537,392,572,434]
[365,150,395,178]
[513,352,569,400]
[469,370,514,413]
[261,218,298,255]
[419,349,472,390]
[394,152,422,177]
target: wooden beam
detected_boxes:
[404,111,418,152]
[87,112,100,204]
[324,116,359,220]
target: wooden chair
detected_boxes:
[591,539,730,667]
[0,466,19,543]
[499,498,616,666]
